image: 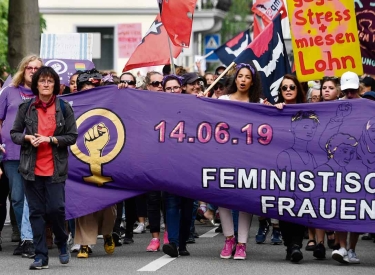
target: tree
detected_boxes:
[220,0,252,42]
[7,0,41,69]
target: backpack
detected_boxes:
[26,98,66,118]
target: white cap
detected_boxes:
[340,71,359,91]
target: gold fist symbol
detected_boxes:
[70,109,126,186]
[84,123,110,158]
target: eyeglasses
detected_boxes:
[309,96,321,102]
[25,66,40,72]
[281,85,296,91]
[120,80,136,85]
[150,81,162,87]
[38,79,55,85]
[165,86,181,92]
[213,85,224,90]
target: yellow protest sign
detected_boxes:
[286,0,363,81]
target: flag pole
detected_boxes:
[200,50,215,61]
[204,61,236,96]
[167,37,176,74]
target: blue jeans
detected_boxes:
[190,200,199,234]
[3,160,24,232]
[21,196,33,240]
[164,192,194,249]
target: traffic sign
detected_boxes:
[204,34,221,62]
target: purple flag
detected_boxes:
[63,86,375,233]
[355,1,375,75]
[42,59,95,86]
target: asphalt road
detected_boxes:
[1,218,374,275]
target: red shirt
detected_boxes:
[35,103,56,176]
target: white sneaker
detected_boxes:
[332,247,349,263]
[67,233,73,246]
[347,249,360,264]
[70,243,80,253]
[133,223,145,234]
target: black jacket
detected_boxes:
[10,97,78,183]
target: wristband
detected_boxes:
[49,136,53,144]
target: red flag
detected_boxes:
[158,0,197,47]
[122,15,182,72]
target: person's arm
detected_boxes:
[195,60,205,77]
[53,102,78,147]
[10,102,31,145]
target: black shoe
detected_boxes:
[305,240,316,251]
[112,232,122,247]
[13,240,24,255]
[22,240,36,258]
[186,233,195,244]
[29,258,48,270]
[331,243,340,250]
[313,242,326,259]
[163,243,178,258]
[179,248,190,256]
[11,227,21,242]
[286,248,291,261]
[290,245,303,263]
[123,236,134,244]
[215,224,222,233]
[194,231,199,238]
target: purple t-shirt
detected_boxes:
[0,85,34,160]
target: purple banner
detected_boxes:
[355,1,375,75]
[64,87,375,233]
[42,59,95,86]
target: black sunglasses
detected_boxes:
[281,84,296,91]
[150,81,162,87]
[213,84,224,90]
[120,80,136,85]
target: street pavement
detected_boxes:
[1,218,374,275]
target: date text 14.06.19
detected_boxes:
[154,120,273,145]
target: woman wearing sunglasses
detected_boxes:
[217,63,262,261]
[145,71,163,92]
[272,74,308,262]
[119,72,137,89]
[274,74,306,109]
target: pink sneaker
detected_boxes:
[163,231,169,244]
[220,237,236,259]
[233,244,246,260]
[146,238,160,252]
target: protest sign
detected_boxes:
[43,59,95,86]
[118,23,142,58]
[62,86,375,233]
[40,33,93,61]
[355,0,375,75]
[286,0,363,81]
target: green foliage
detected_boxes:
[221,0,252,42]
[0,0,46,77]
[0,0,8,77]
